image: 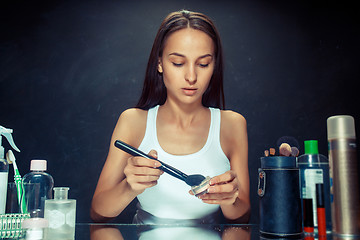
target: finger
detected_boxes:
[199,191,236,200]
[128,180,159,193]
[207,181,238,194]
[124,164,163,180]
[210,171,236,185]
[130,174,161,183]
[140,181,159,188]
[126,174,161,190]
[201,192,239,205]
[131,166,164,176]
[148,150,158,159]
[129,156,161,168]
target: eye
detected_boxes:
[172,62,184,67]
[199,63,209,68]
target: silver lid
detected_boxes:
[327,115,356,140]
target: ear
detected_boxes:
[157,59,163,73]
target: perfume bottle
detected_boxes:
[44,187,76,239]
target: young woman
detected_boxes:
[91,10,250,224]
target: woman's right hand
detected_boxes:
[123,150,164,194]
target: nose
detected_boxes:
[185,64,197,85]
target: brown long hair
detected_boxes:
[136,10,225,110]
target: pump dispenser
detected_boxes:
[44,187,76,239]
[0,125,20,214]
[0,125,21,159]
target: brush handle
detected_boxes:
[14,174,27,214]
[114,140,188,182]
[12,162,27,214]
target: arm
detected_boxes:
[198,111,250,223]
[90,108,163,222]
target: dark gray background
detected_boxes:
[1,0,359,223]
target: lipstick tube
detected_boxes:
[303,198,314,235]
[316,184,326,237]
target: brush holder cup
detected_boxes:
[258,156,302,238]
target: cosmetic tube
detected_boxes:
[303,198,314,235]
[316,184,326,237]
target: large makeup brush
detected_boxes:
[114,140,206,187]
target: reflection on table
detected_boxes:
[74,223,342,240]
[89,224,251,240]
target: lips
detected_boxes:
[182,88,198,96]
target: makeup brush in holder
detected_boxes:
[258,156,302,238]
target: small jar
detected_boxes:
[22,218,48,240]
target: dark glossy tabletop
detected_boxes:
[75,223,339,240]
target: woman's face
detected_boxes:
[158,28,215,106]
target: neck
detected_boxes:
[160,101,208,128]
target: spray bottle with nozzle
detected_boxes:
[0,125,21,214]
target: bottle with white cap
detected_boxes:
[22,160,54,218]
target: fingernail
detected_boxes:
[154,161,161,168]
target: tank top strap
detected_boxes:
[140,105,159,150]
[148,105,159,138]
[208,107,221,147]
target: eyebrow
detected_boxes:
[168,52,213,59]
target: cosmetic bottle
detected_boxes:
[297,140,331,232]
[22,160,54,218]
[0,158,8,215]
[44,187,76,239]
[0,125,21,214]
[327,115,360,236]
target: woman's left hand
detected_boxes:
[193,170,239,205]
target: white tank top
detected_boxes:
[137,105,230,219]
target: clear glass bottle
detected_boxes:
[22,160,54,218]
[44,187,76,239]
[297,140,331,232]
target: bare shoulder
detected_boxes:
[113,108,148,147]
[118,108,147,125]
[220,110,247,131]
[220,110,248,158]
